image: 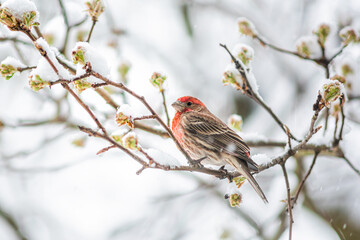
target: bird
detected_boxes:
[171,96,268,203]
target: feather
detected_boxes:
[183,112,259,171]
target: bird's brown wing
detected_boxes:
[183,112,259,171]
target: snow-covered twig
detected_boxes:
[58,0,87,54]
[90,70,201,166]
[259,95,323,171]
[220,43,299,141]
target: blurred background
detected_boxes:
[0,0,360,239]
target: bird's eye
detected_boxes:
[187,102,192,106]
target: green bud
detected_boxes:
[339,27,359,45]
[76,30,87,42]
[228,193,242,207]
[73,79,91,93]
[115,105,134,128]
[330,75,345,84]
[111,129,128,144]
[313,24,330,46]
[233,44,254,66]
[341,64,353,77]
[85,0,105,21]
[233,176,246,188]
[322,82,341,107]
[0,6,39,31]
[111,134,122,143]
[123,133,139,150]
[28,74,49,91]
[296,41,311,58]
[23,10,39,28]
[0,63,17,80]
[72,47,85,65]
[115,113,133,128]
[227,114,243,131]
[0,7,17,30]
[222,69,241,90]
[72,137,86,147]
[237,17,257,38]
[44,34,55,45]
[118,62,131,83]
[149,72,166,91]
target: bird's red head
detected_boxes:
[171,96,206,113]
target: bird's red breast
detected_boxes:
[172,112,184,139]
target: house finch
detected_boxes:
[171,96,268,203]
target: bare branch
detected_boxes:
[0,206,27,240]
[133,115,157,121]
[342,155,360,177]
[291,151,319,208]
[90,70,200,166]
[62,83,108,135]
[87,20,97,42]
[97,145,116,155]
[0,37,32,45]
[94,88,119,109]
[281,163,293,240]
[160,90,171,127]
[259,97,322,171]
[220,43,299,141]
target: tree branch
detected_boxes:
[160,90,171,127]
[0,206,27,240]
[291,151,319,208]
[86,20,97,43]
[220,43,299,141]
[90,70,200,166]
[281,163,293,240]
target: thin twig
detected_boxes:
[281,163,293,240]
[333,96,345,147]
[328,45,348,63]
[87,20,97,42]
[338,105,345,142]
[0,206,27,240]
[34,26,44,39]
[133,115,157,121]
[342,156,360,176]
[49,73,91,86]
[58,0,87,54]
[333,116,339,143]
[94,88,119,109]
[90,70,199,166]
[58,0,70,54]
[97,145,116,155]
[291,151,320,208]
[160,90,171,127]
[17,66,36,72]
[220,43,299,141]
[22,28,109,136]
[0,37,32,45]
[63,83,108,134]
[323,108,329,136]
[255,35,329,69]
[259,97,322,171]
[256,35,310,59]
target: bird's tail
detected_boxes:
[228,158,268,203]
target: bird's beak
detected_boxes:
[171,100,183,112]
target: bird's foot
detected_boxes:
[189,156,206,168]
[218,165,233,182]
